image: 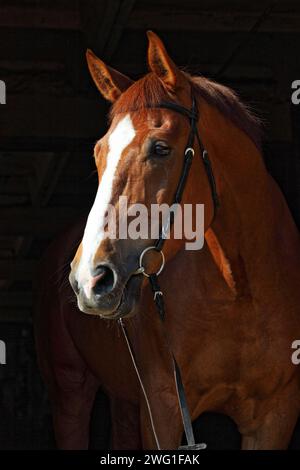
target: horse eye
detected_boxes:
[152,142,170,157]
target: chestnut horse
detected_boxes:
[35,31,300,450]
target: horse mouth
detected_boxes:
[78,273,143,320]
[105,274,144,319]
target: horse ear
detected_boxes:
[86,49,133,102]
[147,30,184,92]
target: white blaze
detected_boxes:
[77,114,135,291]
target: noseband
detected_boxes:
[119,90,219,450]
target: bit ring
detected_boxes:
[138,246,165,278]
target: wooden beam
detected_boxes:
[0,176,95,196]
[27,153,55,208]
[0,260,36,281]
[0,292,32,308]
[0,195,28,205]
[0,57,273,79]
[0,5,81,30]
[127,10,300,33]
[1,207,85,236]
[83,0,121,55]
[0,95,107,139]
[80,0,135,60]
[41,153,71,206]
[0,137,95,152]
[0,308,32,323]
[0,28,84,61]
[103,0,136,60]
[0,59,65,72]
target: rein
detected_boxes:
[119,90,219,450]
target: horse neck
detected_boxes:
[199,101,300,294]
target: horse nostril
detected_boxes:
[90,265,115,297]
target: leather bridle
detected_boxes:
[119,90,219,450]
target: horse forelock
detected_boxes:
[110,73,177,120]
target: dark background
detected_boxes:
[0,0,300,449]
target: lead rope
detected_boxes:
[118,318,161,450]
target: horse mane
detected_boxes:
[190,75,263,151]
[110,72,262,151]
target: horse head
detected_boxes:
[69,31,214,318]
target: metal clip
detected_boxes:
[178,443,207,450]
[133,266,145,275]
[184,147,195,157]
[153,291,163,301]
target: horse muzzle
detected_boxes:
[69,263,143,319]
